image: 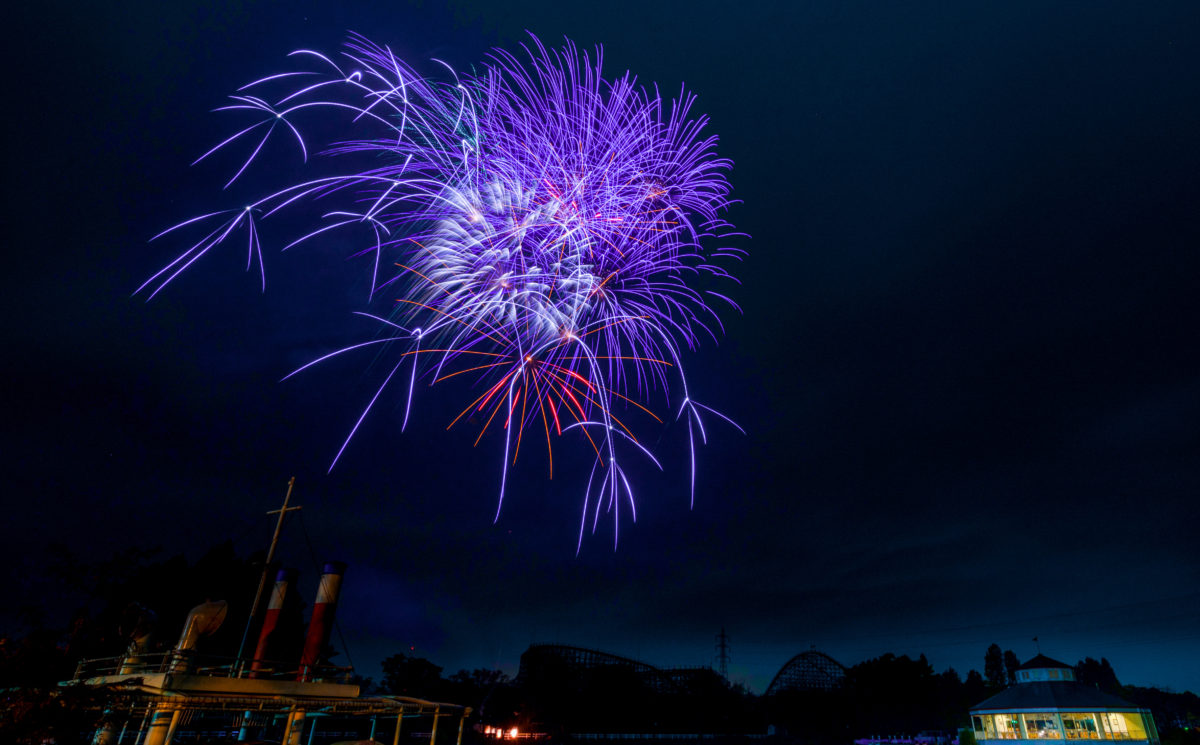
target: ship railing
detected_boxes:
[71,650,354,684]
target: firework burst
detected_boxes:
[141,34,746,548]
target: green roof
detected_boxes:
[972,681,1139,712]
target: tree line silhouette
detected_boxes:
[2,544,1197,744]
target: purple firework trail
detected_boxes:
[141,34,746,549]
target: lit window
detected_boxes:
[1103,713,1147,741]
[993,715,1021,740]
[982,716,998,739]
[1062,714,1099,740]
[1022,713,1062,739]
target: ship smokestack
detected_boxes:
[250,567,297,677]
[297,561,346,681]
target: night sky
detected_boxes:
[6,0,1199,694]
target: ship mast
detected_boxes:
[235,476,301,676]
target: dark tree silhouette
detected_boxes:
[965,669,988,705]
[445,668,512,720]
[1075,657,1121,693]
[1004,650,1020,685]
[381,653,445,698]
[984,644,1005,689]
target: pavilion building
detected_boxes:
[969,655,1159,745]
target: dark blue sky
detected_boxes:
[6,0,1199,694]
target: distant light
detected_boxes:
[509,727,519,739]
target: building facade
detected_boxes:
[970,655,1159,745]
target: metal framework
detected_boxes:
[70,649,469,745]
[517,644,719,695]
[765,650,846,695]
[519,644,659,677]
[77,684,469,745]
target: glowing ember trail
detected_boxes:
[141,34,746,549]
